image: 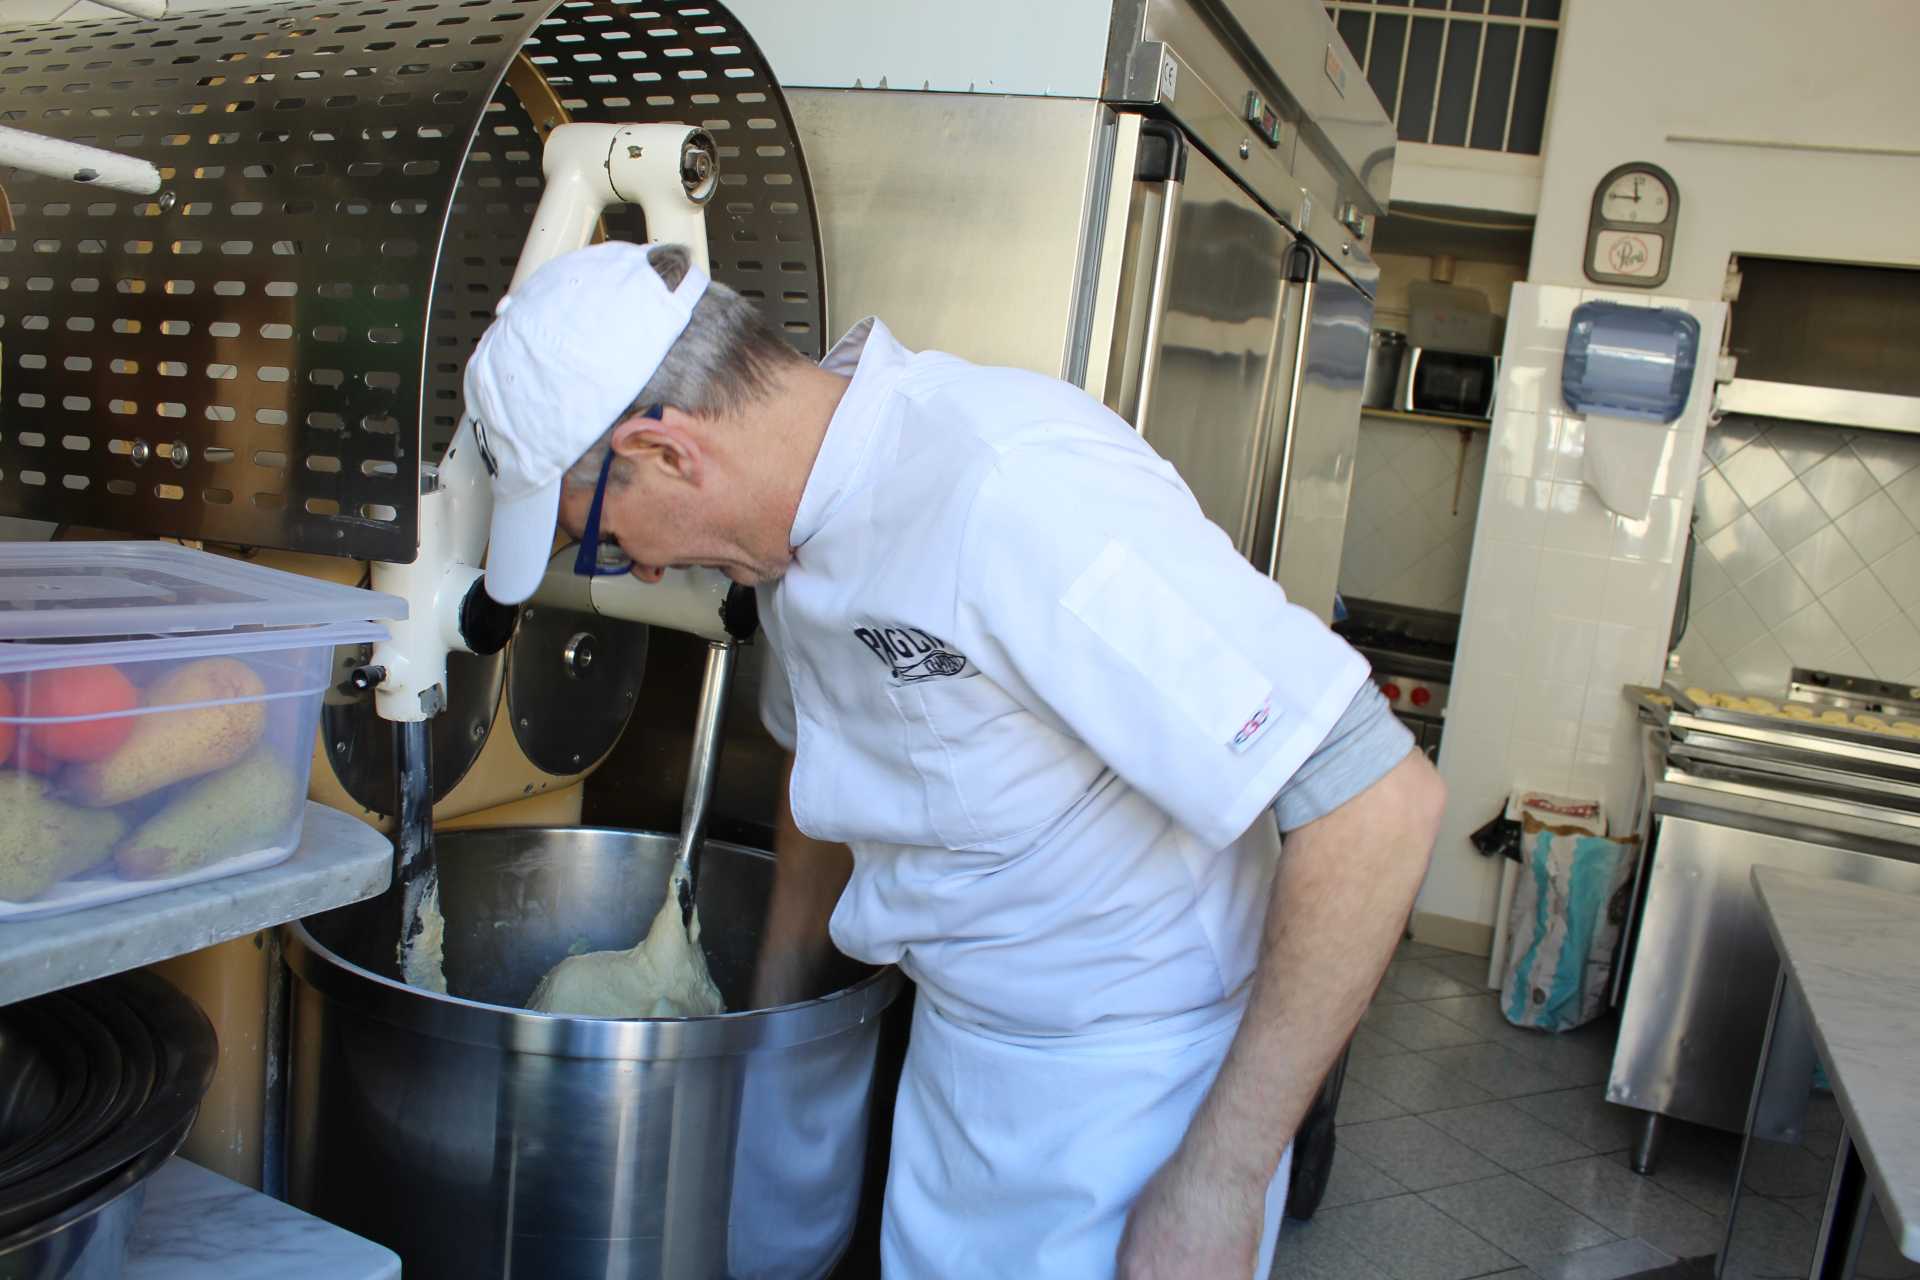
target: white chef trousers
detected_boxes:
[880,997,1290,1279]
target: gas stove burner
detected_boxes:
[1339,628,1459,664]
[1333,598,1462,666]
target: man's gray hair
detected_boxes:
[563,244,809,488]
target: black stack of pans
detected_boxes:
[0,972,216,1280]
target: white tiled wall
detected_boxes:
[1339,417,1487,611]
[1414,283,1727,933]
[1673,417,1920,694]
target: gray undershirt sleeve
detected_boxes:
[1270,680,1416,833]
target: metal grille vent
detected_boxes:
[1326,0,1560,156]
[0,0,825,560]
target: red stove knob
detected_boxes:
[1381,682,1401,703]
[1410,687,1432,708]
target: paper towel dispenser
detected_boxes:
[1561,302,1700,424]
[1561,302,1701,523]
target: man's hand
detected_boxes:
[1116,1146,1264,1279]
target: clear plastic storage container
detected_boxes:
[0,543,403,920]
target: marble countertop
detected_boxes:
[0,803,390,1007]
[1752,867,1920,1261]
[127,1157,398,1279]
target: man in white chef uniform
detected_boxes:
[466,241,1445,1278]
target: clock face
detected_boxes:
[1601,170,1671,225]
[1587,162,1676,287]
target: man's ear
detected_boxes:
[610,407,702,484]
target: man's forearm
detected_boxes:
[751,753,854,1007]
[1176,750,1443,1189]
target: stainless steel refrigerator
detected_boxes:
[776,0,1389,622]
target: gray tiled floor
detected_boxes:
[1271,939,1919,1280]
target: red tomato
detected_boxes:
[25,665,138,762]
[0,679,14,767]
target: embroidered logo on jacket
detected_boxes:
[853,625,974,684]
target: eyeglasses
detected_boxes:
[572,404,661,578]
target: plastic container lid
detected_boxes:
[0,543,404,674]
[0,543,406,642]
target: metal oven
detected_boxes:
[1333,598,1458,764]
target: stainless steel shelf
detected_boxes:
[0,804,390,1007]
[1716,378,1920,437]
[1360,408,1492,431]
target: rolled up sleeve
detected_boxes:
[1270,680,1416,833]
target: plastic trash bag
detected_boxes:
[1500,816,1640,1033]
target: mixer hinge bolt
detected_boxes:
[563,631,597,678]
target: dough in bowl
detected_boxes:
[527,887,725,1019]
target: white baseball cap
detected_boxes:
[463,240,709,605]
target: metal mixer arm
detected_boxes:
[368,121,721,726]
[531,556,750,646]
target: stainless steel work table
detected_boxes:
[1726,867,1920,1278]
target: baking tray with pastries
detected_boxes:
[1657,683,1920,743]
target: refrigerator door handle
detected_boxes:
[1128,176,1184,435]
[1107,119,1188,434]
[1235,269,1303,553]
[1264,245,1320,582]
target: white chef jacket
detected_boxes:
[758,319,1371,1277]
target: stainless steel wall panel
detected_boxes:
[783,90,1109,376]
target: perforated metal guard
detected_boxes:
[424,1,828,461]
[525,5,826,351]
[421,78,543,460]
[0,0,825,560]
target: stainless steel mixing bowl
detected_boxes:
[284,827,903,1280]
[0,972,214,1280]
[0,1000,110,1191]
[0,1117,188,1280]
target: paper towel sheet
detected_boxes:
[1581,414,1666,521]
